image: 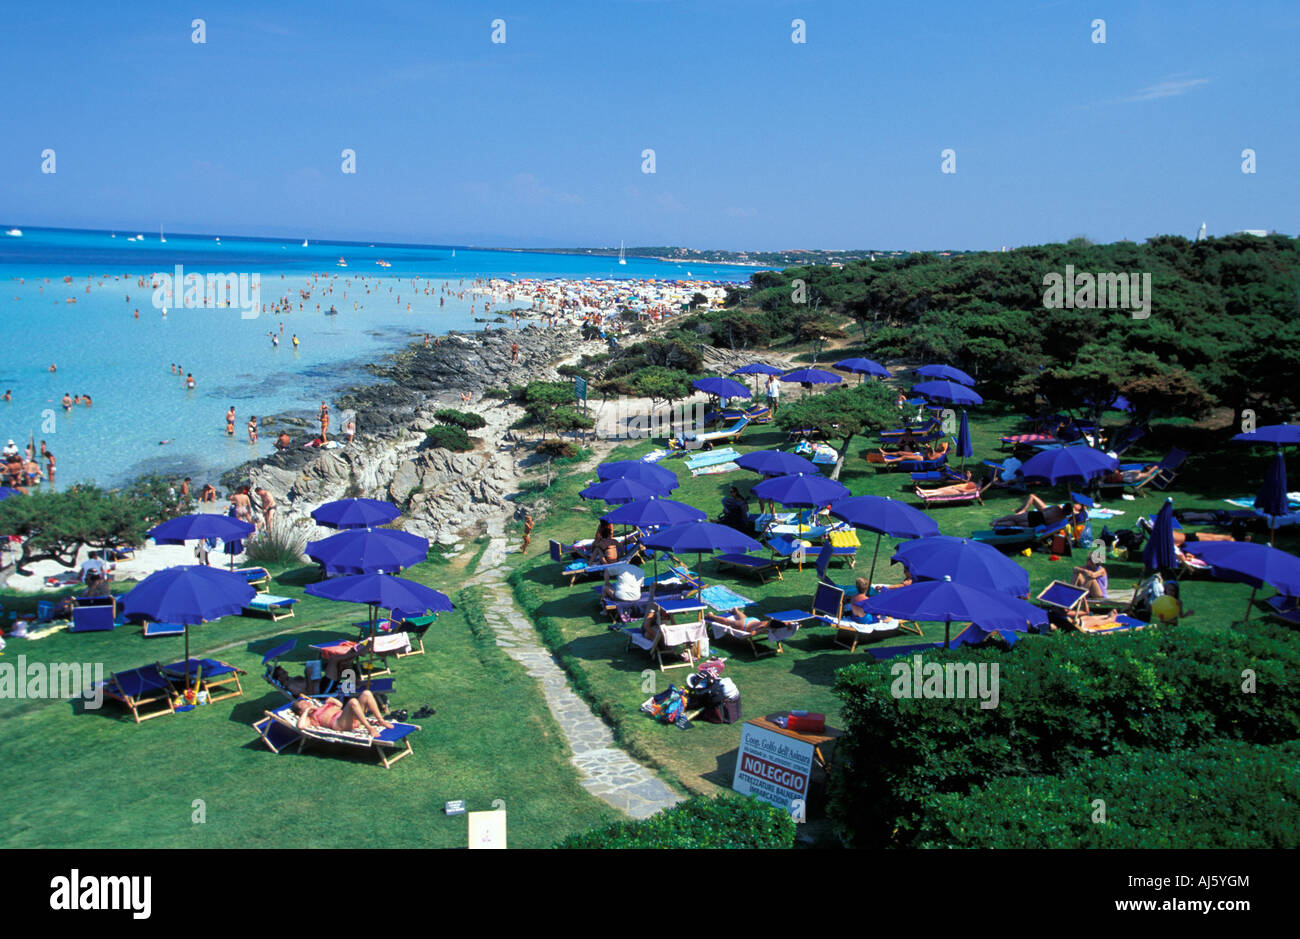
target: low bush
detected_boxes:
[424,424,473,452]
[556,795,796,849]
[243,518,310,567]
[432,408,487,431]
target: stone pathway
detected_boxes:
[466,522,682,820]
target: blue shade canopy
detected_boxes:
[780,368,842,385]
[595,461,680,491]
[734,450,818,476]
[834,357,891,378]
[1142,498,1178,573]
[310,498,401,530]
[304,572,453,613]
[862,577,1047,646]
[891,536,1030,597]
[122,564,255,625]
[148,513,255,545]
[579,477,668,504]
[692,377,752,399]
[911,380,984,406]
[1020,446,1118,484]
[730,362,786,376]
[1181,542,1300,596]
[305,527,430,575]
[640,521,762,555]
[1255,450,1290,518]
[0,486,22,500]
[827,495,939,538]
[1231,424,1300,446]
[955,411,974,459]
[915,364,975,386]
[751,472,850,507]
[601,497,707,528]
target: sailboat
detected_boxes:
[618,241,626,265]
[160,225,166,244]
[302,238,309,247]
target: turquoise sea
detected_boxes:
[0,227,757,489]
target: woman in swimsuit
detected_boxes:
[291,691,394,737]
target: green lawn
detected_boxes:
[1,550,617,848]
[505,406,1299,801]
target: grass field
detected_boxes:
[1,548,618,848]
[504,404,1300,803]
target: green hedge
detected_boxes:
[828,624,1300,847]
[433,408,488,431]
[424,424,473,452]
[917,740,1300,848]
[556,795,796,849]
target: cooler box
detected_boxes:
[787,711,825,733]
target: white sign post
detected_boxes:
[731,721,815,818]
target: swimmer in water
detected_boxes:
[62,393,72,411]
[159,439,173,445]
[226,406,235,436]
[186,373,195,389]
[292,334,299,348]
[49,364,57,373]
[248,415,258,443]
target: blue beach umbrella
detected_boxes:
[579,477,667,504]
[891,536,1030,598]
[1181,541,1300,625]
[311,498,401,530]
[121,564,256,688]
[692,377,751,400]
[730,363,785,376]
[305,527,429,575]
[915,364,975,386]
[1142,498,1178,574]
[148,513,256,546]
[862,576,1047,649]
[955,411,973,468]
[734,450,818,477]
[751,472,849,508]
[306,572,453,670]
[601,497,706,529]
[834,358,891,381]
[828,494,940,588]
[641,521,762,571]
[595,461,680,492]
[1255,450,1289,544]
[1020,446,1118,485]
[781,368,842,386]
[1231,424,1300,446]
[911,380,983,406]
[0,486,22,500]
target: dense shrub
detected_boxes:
[536,439,576,459]
[432,408,487,431]
[424,424,473,452]
[828,625,1300,847]
[917,741,1300,848]
[556,796,796,849]
[243,518,309,567]
[481,387,510,400]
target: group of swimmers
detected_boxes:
[169,365,197,389]
[60,393,93,410]
[2,439,54,487]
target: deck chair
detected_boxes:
[871,452,950,474]
[235,566,271,592]
[672,416,750,451]
[1090,572,1164,617]
[1109,423,1147,456]
[253,702,422,769]
[1135,447,1188,494]
[1035,580,1089,634]
[810,581,910,651]
[244,594,298,620]
[914,479,990,507]
[971,514,1071,549]
[624,597,707,671]
[69,596,117,633]
[142,621,185,638]
[715,552,784,582]
[390,612,437,656]
[1266,594,1300,626]
[99,663,176,723]
[880,418,941,442]
[161,658,246,702]
[708,610,807,658]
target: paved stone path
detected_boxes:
[466,522,682,820]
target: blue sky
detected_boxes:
[2,0,1296,250]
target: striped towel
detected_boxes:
[692,462,739,476]
[699,585,754,611]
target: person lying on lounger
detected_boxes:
[992,494,1074,530]
[878,441,946,463]
[291,691,394,737]
[1066,608,1122,631]
[705,607,767,634]
[917,471,983,499]
[1102,464,1160,486]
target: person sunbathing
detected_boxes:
[588,534,621,564]
[1171,529,1240,544]
[992,494,1073,530]
[705,607,766,633]
[1066,607,1122,631]
[1103,464,1159,486]
[918,472,982,498]
[879,442,939,462]
[291,690,394,738]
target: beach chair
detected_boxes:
[671,416,750,451]
[99,663,176,723]
[824,528,860,567]
[1000,433,1060,451]
[971,515,1071,550]
[880,418,941,442]
[714,552,784,582]
[914,479,990,507]
[766,534,814,572]
[799,580,908,651]
[161,658,246,703]
[1135,447,1188,494]
[1109,424,1147,456]
[1090,573,1164,617]
[708,610,807,659]
[69,600,118,633]
[870,452,949,474]
[252,702,422,770]
[141,621,185,638]
[391,612,437,657]
[1266,594,1300,626]
[244,594,298,620]
[910,466,965,484]
[1034,580,1088,634]
[235,566,271,592]
[623,597,707,671]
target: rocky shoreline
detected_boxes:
[220,323,602,545]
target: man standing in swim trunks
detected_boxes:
[226,406,235,436]
[255,487,275,530]
[62,393,72,411]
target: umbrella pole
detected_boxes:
[866,532,883,589]
[184,625,192,692]
[1242,586,1257,627]
[944,616,951,650]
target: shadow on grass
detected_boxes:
[274,565,323,589]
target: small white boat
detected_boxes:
[302,238,309,247]
[160,225,166,244]
[4,228,21,237]
[618,241,626,265]
[337,257,347,268]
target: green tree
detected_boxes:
[776,381,898,479]
[0,485,153,572]
[627,366,694,419]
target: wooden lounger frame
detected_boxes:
[254,707,422,770]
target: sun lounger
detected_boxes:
[390,613,437,656]
[162,658,246,703]
[142,621,186,638]
[715,552,784,582]
[1000,433,1060,450]
[235,566,271,592]
[914,480,989,507]
[880,418,941,442]
[870,452,949,473]
[810,581,908,650]
[971,515,1071,549]
[1266,594,1300,626]
[708,610,806,658]
[253,702,422,769]
[1073,613,1149,634]
[244,594,298,620]
[99,663,176,723]
[1131,447,1187,494]
[670,416,750,451]
[911,466,965,484]
[624,598,708,671]
[825,528,860,567]
[70,602,118,633]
